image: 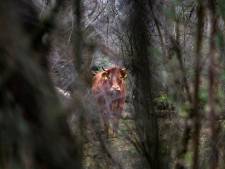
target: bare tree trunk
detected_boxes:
[207,1,220,169]
[72,1,86,168]
[0,1,82,169]
[191,1,204,169]
[127,1,160,169]
[73,0,83,74]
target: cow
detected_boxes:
[92,67,127,137]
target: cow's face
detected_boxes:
[101,67,127,96]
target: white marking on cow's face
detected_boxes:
[110,76,121,91]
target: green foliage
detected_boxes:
[199,87,208,105]
[216,31,224,49]
[220,70,225,81]
[216,31,225,63]
[155,92,169,103]
[149,47,162,59]
[164,4,176,20]
[164,0,186,22]
[184,151,193,167]
[217,0,225,18]
[178,102,190,118]
[94,55,114,70]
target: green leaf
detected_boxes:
[217,0,225,17]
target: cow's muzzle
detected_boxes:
[110,89,121,98]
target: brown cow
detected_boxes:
[92,67,127,136]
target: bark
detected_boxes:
[127,1,160,169]
[0,1,82,169]
[207,1,220,169]
[191,1,204,169]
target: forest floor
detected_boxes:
[83,115,146,169]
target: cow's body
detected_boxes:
[92,67,127,136]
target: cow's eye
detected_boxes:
[102,72,110,80]
[120,72,127,79]
[120,68,127,79]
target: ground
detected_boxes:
[83,115,146,169]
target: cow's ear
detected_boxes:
[91,71,97,76]
[121,68,127,79]
[102,71,110,79]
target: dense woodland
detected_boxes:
[1,0,225,169]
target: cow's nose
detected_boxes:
[111,85,120,91]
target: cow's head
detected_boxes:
[100,67,127,95]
